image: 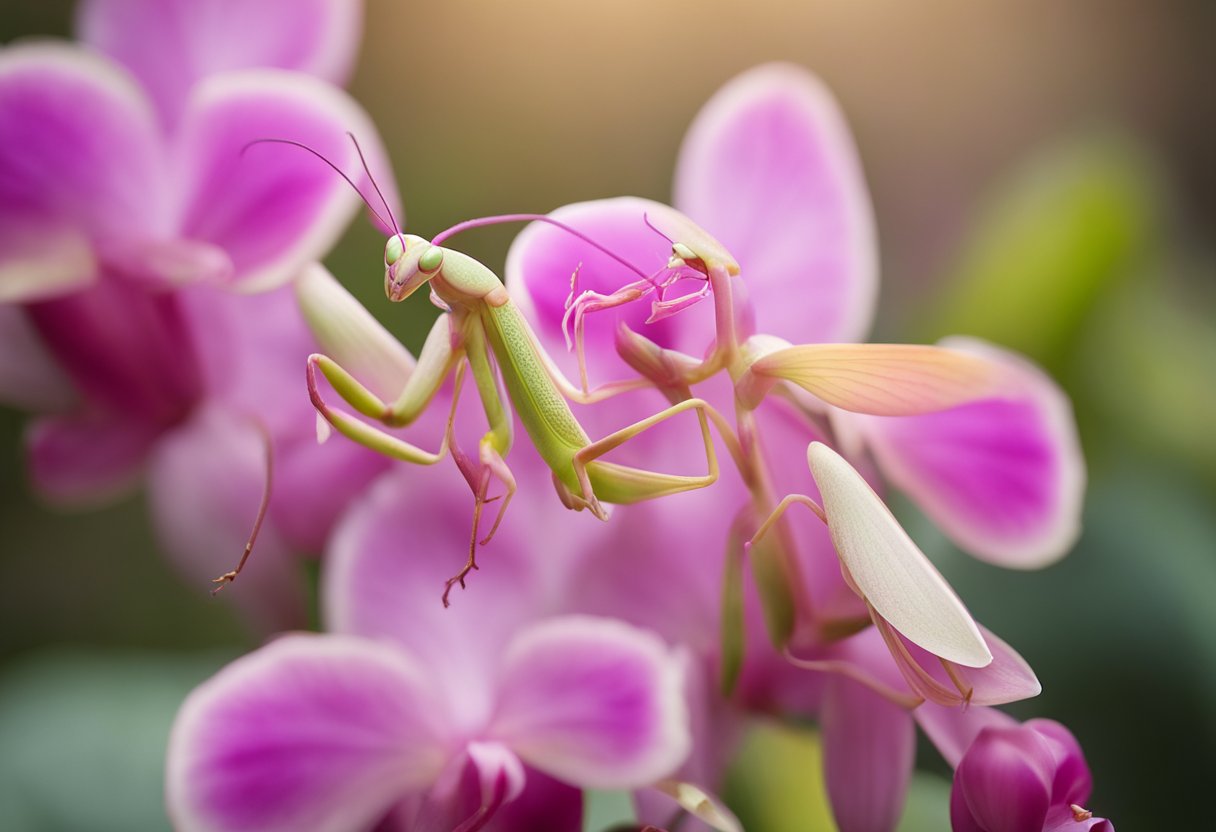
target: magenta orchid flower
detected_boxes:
[77,0,363,130]
[167,461,690,832]
[918,704,1114,832]
[0,1,396,620]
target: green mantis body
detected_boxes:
[307,231,725,601]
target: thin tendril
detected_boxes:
[345,132,403,234]
[241,138,392,232]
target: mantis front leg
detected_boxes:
[308,313,463,464]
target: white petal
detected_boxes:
[807,442,992,667]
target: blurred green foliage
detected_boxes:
[926,134,1162,370]
[0,650,232,832]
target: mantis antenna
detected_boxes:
[241,137,401,235]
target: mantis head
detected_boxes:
[384,234,445,302]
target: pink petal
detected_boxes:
[0,45,168,301]
[26,277,203,426]
[175,70,396,291]
[675,63,878,344]
[915,704,1018,770]
[269,435,389,554]
[391,762,582,832]
[952,725,1055,832]
[858,337,1085,568]
[895,623,1040,708]
[25,412,157,506]
[488,616,690,789]
[1025,719,1093,807]
[166,634,453,832]
[146,407,308,633]
[0,305,77,412]
[821,673,915,832]
[323,461,547,723]
[78,0,363,128]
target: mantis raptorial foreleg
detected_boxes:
[307,313,462,464]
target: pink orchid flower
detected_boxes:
[503,62,1082,826]
[918,704,1114,832]
[167,460,690,832]
[0,0,395,623]
[507,62,1083,577]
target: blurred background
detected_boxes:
[2,0,1213,828]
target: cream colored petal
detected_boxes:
[753,343,1013,415]
[807,442,992,667]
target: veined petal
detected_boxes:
[821,673,915,832]
[488,616,690,789]
[675,63,878,344]
[78,0,363,128]
[858,337,1085,568]
[0,44,168,301]
[166,634,453,832]
[750,343,1013,416]
[807,442,992,668]
[175,70,398,292]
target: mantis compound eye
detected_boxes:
[668,242,699,270]
[385,234,406,266]
[418,246,444,274]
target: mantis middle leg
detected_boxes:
[442,315,518,606]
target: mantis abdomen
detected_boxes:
[481,299,589,489]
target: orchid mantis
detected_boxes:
[269,139,744,603]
